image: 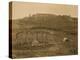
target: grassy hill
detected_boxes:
[11,13,77,34]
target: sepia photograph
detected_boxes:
[9,1,78,59]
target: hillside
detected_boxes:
[10,14,78,58]
[11,14,77,34]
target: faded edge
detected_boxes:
[9,1,12,59]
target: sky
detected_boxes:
[11,1,78,19]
